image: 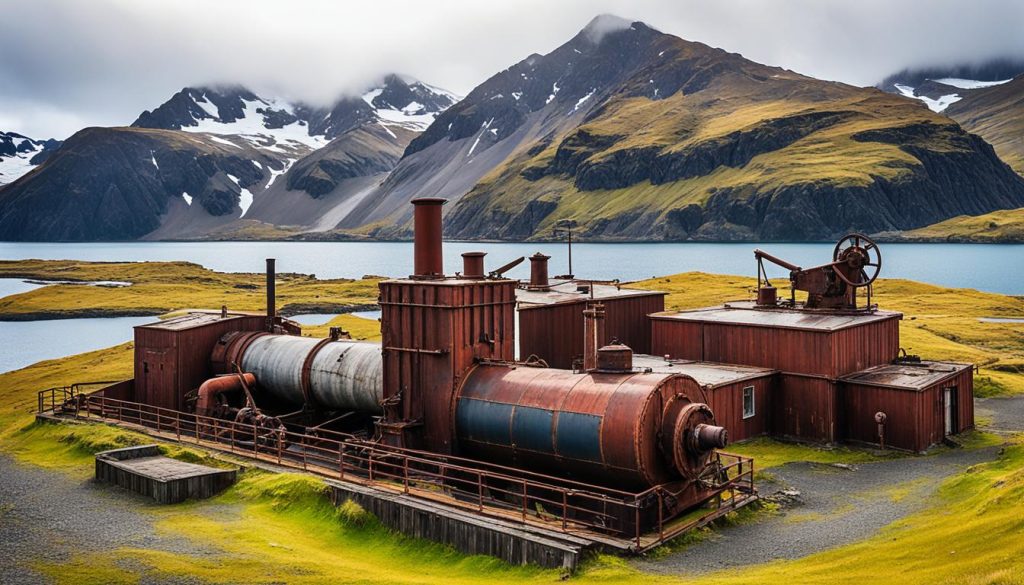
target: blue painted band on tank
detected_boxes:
[555,411,603,463]
[511,406,555,453]
[456,398,513,445]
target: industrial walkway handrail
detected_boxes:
[40,388,756,546]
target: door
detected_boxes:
[944,387,958,436]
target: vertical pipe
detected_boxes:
[266,258,276,330]
[462,252,486,278]
[411,198,447,279]
[529,252,551,290]
[582,302,605,371]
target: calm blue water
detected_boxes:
[0,241,1022,294]
[0,316,152,374]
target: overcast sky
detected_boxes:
[2,0,1022,139]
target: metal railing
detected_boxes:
[40,387,755,549]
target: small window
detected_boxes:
[742,386,755,419]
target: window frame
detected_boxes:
[742,385,756,419]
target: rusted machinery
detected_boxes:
[754,233,882,310]
[188,199,731,507]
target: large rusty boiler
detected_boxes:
[455,345,727,490]
[211,331,383,413]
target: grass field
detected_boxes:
[899,207,1024,243]
[0,260,380,319]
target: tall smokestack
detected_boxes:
[528,252,551,290]
[583,302,605,371]
[412,198,446,279]
[462,252,486,278]
[266,258,276,330]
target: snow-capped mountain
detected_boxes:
[0,132,61,185]
[879,59,1024,112]
[132,75,459,154]
[0,74,460,241]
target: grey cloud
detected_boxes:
[1,0,1022,139]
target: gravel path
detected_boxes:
[636,446,999,576]
[0,454,220,585]
[975,395,1024,434]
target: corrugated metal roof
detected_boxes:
[841,361,972,390]
[136,312,254,331]
[631,354,775,387]
[517,280,664,308]
[650,301,902,332]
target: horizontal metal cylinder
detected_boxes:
[454,365,721,489]
[236,335,383,413]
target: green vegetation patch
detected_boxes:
[0,259,381,319]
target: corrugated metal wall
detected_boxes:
[519,294,664,369]
[651,316,900,377]
[380,279,517,453]
[134,315,266,411]
[706,375,774,442]
[771,375,837,442]
[830,318,900,376]
[841,367,974,452]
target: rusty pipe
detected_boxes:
[266,258,276,329]
[582,302,605,371]
[693,424,728,451]
[411,198,446,278]
[754,249,801,272]
[196,373,257,418]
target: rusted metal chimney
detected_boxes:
[528,252,551,290]
[461,252,486,279]
[411,198,446,279]
[266,258,276,330]
[582,302,605,371]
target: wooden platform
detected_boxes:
[95,445,236,504]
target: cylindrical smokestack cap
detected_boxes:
[411,198,447,279]
[528,252,551,290]
[461,251,486,279]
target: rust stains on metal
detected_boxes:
[134,312,267,411]
[195,372,256,418]
[411,197,446,279]
[595,342,633,373]
[520,284,665,369]
[379,277,517,453]
[528,252,551,290]
[454,365,725,491]
[461,252,486,278]
[755,233,882,310]
[266,257,276,329]
[582,302,605,371]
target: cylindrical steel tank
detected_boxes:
[212,332,383,412]
[454,365,726,489]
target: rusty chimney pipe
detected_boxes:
[461,252,486,279]
[582,302,605,372]
[528,252,551,290]
[411,198,447,279]
[266,258,276,330]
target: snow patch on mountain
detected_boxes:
[183,95,328,152]
[933,77,1012,89]
[0,132,58,185]
[894,83,962,112]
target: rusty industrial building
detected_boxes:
[36,202,974,568]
